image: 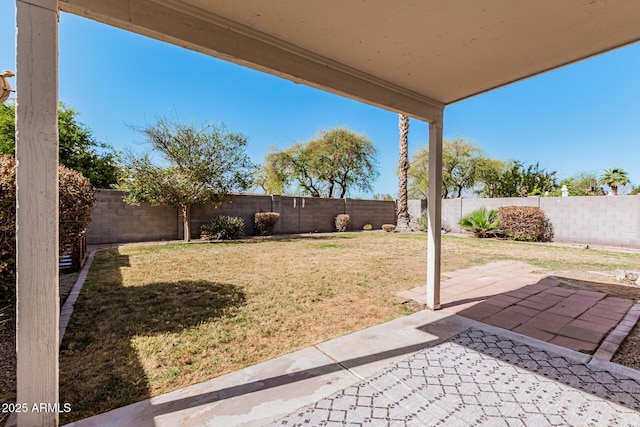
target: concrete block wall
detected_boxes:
[347,199,397,231]
[540,196,640,247]
[188,195,273,238]
[408,199,427,230]
[439,195,640,248]
[87,190,178,244]
[87,190,396,244]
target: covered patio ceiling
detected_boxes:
[60,0,640,121]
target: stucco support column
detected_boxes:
[426,113,443,310]
[16,0,60,425]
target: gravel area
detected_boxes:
[0,271,78,425]
[0,305,15,426]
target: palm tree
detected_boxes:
[396,114,411,231]
[599,168,630,195]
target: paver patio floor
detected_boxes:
[398,261,640,356]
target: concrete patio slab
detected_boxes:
[315,309,471,380]
[65,346,361,427]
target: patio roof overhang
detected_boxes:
[14,0,640,425]
[59,0,640,120]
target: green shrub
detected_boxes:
[335,214,350,232]
[362,223,373,231]
[1,154,96,305]
[416,210,429,232]
[201,215,244,240]
[254,212,280,236]
[458,207,499,238]
[541,216,555,242]
[382,224,396,232]
[415,210,451,233]
[498,206,548,241]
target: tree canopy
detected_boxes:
[120,118,256,241]
[261,126,378,198]
[408,138,494,199]
[0,101,119,188]
[548,172,603,197]
[476,160,557,198]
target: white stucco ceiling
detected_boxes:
[60,0,640,119]
[183,0,640,103]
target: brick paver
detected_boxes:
[399,261,637,356]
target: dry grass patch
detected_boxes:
[59,233,640,422]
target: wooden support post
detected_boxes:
[16,0,60,425]
[426,113,443,310]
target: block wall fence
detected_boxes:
[87,190,396,244]
[87,190,640,248]
[441,195,640,248]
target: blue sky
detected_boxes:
[2,9,639,197]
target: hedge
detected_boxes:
[1,154,95,304]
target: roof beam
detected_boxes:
[60,0,444,122]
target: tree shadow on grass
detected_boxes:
[58,250,246,423]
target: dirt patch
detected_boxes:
[552,271,640,299]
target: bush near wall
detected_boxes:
[0,154,96,304]
[335,214,350,232]
[498,206,548,241]
[0,155,16,304]
[458,207,500,238]
[254,212,280,236]
[201,216,244,240]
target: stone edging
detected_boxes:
[592,302,640,362]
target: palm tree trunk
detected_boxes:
[397,114,411,232]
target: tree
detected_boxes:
[255,149,289,195]
[599,168,630,195]
[476,160,557,198]
[262,126,378,198]
[372,193,394,201]
[549,172,603,196]
[120,118,256,241]
[396,114,411,231]
[408,138,490,199]
[0,101,120,188]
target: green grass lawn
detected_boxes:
[59,233,640,422]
